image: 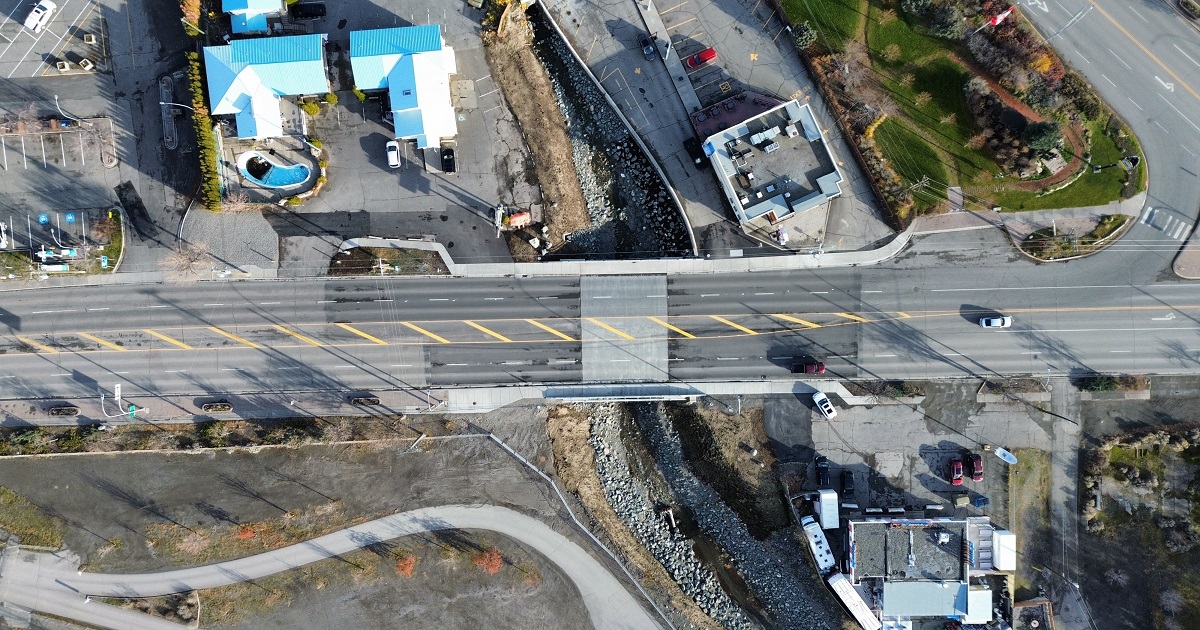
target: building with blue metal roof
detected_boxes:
[223,0,283,34]
[350,25,457,149]
[203,34,329,139]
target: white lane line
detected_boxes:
[502,360,527,365]
[259,302,280,305]
[646,294,666,298]
[701,293,719,297]
[551,359,577,364]
[31,309,76,314]
[333,365,354,368]
[810,291,829,294]
[537,296,558,300]
[164,370,187,373]
[446,363,470,366]
[1075,50,1089,64]
[1129,6,1147,21]
[1107,49,1132,70]
[376,299,394,302]
[933,284,1132,292]
[1110,350,1132,353]
[1021,351,1038,355]
[1155,121,1168,132]
[1101,74,1116,87]
[863,290,883,293]
[54,373,70,376]
[593,296,612,299]
[769,356,793,360]
[1053,0,1067,11]
[278,367,302,370]
[874,354,896,358]
[1158,93,1200,133]
[203,303,225,307]
[944,353,963,357]
[0,375,15,379]
[1184,146,1197,157]
[1175,44,1200,68]
[390,364,413,367]
[317,300,335,303]
[108,371,129,375]
[716,357,739,361]
[87,307,109,311]
[485,297,504,301]
[221,368,240,371]
[1129,98,1143,110]
[754,292,775,296]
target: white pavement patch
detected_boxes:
[12,504,661,630]
[581,275,668,383]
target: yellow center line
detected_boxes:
[337,323,390,345]
[273,324,323,347]
[586,318,636,340]
[144,329,193,350]
[836,312,870,323]
[16,336,57,353]
[400,322,450,344]
[773,314,822,328]
[526,319,576,341]
[208,327,262,349]
[1083,1,1199,102]
[464,320,513,343]
[709,315,758,335]
[647,316,696,339]
[77,332,127,352]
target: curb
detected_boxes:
[1009,212,1137,263]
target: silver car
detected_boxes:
[812,391,837,419]
[978,316,1012,329]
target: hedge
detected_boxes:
[186,52,222,212]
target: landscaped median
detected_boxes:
[780,0,1146,228]
[1018,213,1131,261]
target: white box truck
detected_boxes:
[816,488,839,530]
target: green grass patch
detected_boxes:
[0,486,64,548]
[873,118,946,212]
[780,0,863,52]
[867,5,945,67]
[994,122,1133,211]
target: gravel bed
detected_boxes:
[588,403,754,629]
[530,9,690,259]
[180,207,278,270]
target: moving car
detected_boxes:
[638,33,656,60]
[978,315,1012,328]
[793,361,827,374]
[949,458,964,486]
[290,2,326,19]
[968,453,984,482]
[685,47,717,69]
[815,455,830,486]
[23,0,56,32]
[812,391,837,419]
[386,140,401,169]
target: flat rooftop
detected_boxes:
[849,520,966,583]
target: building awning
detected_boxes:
[231,12,269,34]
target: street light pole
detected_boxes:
[53,95,94,129]
[160,101,196,112]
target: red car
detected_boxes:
[949,459,964,486]
[968,453,984,482]
[792,361,826,374]
[685,47,717,69]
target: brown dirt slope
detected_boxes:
[546,405,722,630]
[482,8,589,247]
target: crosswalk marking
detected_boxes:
[1140,206,1191,240]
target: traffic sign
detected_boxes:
[65,213,76,224]
[38,214,49,225]
[101,255,108,269]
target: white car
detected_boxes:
[385,140,401,169]
[23,0,56,32]
[978,316,1012,329]
[812,391,837,419]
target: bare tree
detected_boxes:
[161,241,213,281]
[1161,589,1184,616]
[1104,568,1129,587]
[221,190,263,213]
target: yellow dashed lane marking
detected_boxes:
[464,320,512,343]
[273,325,323,347]
[648,316,695,338]
[774,314,822,329]
[836,312,870,323]
[709,315,758,335]
[77,332,127,352]
[526,319,576,341]
[208,327,262,349]
[337,323,389,345]
[587,318,635,341]
[400,322,450,344]
[16,336,57,353]
[145,330,193,350]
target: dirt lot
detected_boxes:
[1007,448,1051,599]
[0,425,607,629]
[482,5,589,257]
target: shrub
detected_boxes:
[318,159,328,168]
[929,4,965,39]
[395,555,417,577]
[1023,121,1062,152]
[186,52,222,212]
[308,138,323,149]
[472,548,503,575]
[792,21,818,50]
[1182,0,1200,18]
[287,196,303,206]
[316,175,327,185]
[901,0,931,15]
[323,92,338,105]
[299,100,320,116]
[353,87,367,102]
[882,44,902,62]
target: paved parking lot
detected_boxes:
[0,0,105,78]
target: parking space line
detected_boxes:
[774,313,822,328]
[337,322,389,345]
[464,320,512,342]
[16,336,57,353]
[273,324,322,347]
[144,329,193,350]
[586,318,635,340]
[208,326,262,349]
[1,138,6,170]
[77,332,127,352]
[647,316,695,339]
[667,16,697,30]
[41,1,97,78]
[400,321,451,344]
[709,315,758,335]
[77,131,84,166]
[526,318,575,341]
[39,134,45,167]
[660,0,687,13]
[20,136,26,169]
[59,136,66,165]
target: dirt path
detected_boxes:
[482,8,589,253]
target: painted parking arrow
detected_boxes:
[1156,76,1175,92]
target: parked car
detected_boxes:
[638,33,656,60]
[815,455,830,486]
[685,47,717,69]
[23,0,56,32]
[441,148,456,174]
[683,137,709,170]
[841,470,855,495]
[290,2,326,19]
[949,458,964,486]
[793,361,826,374]
[386,140,401,169]
[968,453,984,482]
[978,315,1012,328]
[811,391,837,419]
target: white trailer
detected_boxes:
[827,573,882,630]
[815,488,839,530]
[801,516,835,575]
